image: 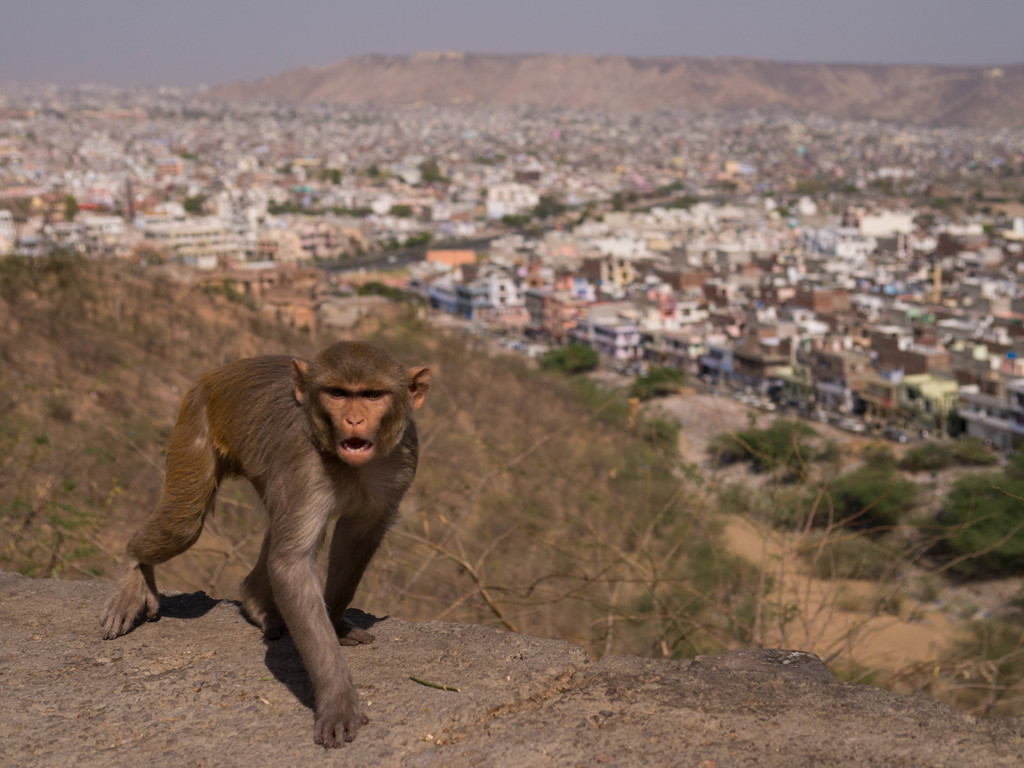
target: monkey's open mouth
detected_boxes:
[339,437,374,458]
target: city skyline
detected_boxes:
[1,0,1023,89]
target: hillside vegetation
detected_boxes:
[2,255,1023,718]
[0,255,737,663]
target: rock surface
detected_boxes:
[1,571,1021,767]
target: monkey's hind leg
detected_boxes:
[241,533,286,640]
[101,409,220,639]
[323,518,389,646]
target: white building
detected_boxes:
[0,210,15,253]
[860,211,915,238]
[80,214,128,255]
[486,183,539,220]
[141,216,241,268]
[480,268,524,314]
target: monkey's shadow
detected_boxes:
[153,593,382,710]
[158,591,221,619]
[258,608,384,709]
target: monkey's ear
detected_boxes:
[292,359,310,405]
[408,367,431,410]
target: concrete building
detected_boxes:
[141,217,242,268]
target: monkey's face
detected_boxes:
[318,387,398,467]
[293,343,429,466]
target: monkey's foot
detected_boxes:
[100,562,159,639]
[334,617,375,647]
[314,686,369,747]
[240,589,286,640]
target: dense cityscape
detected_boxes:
[4,84,1024,447]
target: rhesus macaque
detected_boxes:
[100,340,430,747]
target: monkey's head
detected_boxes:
[293,341,430,467]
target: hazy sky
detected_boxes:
[2,1,1022,88]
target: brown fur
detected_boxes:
[100,340,430,747]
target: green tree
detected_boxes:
[403,232,433,248]
[63,195,79,222]
[183,195,207,215]
[389,204,414,218]
[669,195,699,210]
[820,464,918,530]
[533,194,566,220]
[501,213,531,228]
[419,157,446,184]
[934,460,1024,577]
[357,281,411,302]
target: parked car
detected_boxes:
[883,427,909,444]
[837,418,865,434]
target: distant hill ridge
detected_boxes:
[207,52,1024,128]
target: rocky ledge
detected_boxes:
[1,572,1020,767]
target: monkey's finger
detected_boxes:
[100,614,133,640]
[344,721,359,743]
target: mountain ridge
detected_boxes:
[206,53,1024,128]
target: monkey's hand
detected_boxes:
[314,682,369,747]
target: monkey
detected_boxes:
[100,340,430,748]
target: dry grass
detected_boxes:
[3,254,1023,717]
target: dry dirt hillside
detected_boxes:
[0,256,730,669]
[207,53,1024,128]
[4,255,1024,725]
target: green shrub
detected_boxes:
[638,417,680,451]
[539,345,600,374]
[861,442,897,469]
[629,367,687,400]
[357,281,413,302]
[934,472,1024,578]
[709,419,821,478]
[715,480,811,529]
[900,438,997,473]
[942,617,1024,716]
[818,464,918,530]
[900,443,954,472]
[804,532,904,580]
[951,438,999,467]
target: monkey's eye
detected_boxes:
[323,387,351,399]
[363,390,390,401]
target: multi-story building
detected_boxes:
[571,307,642,362]
[485,183,539,220]
[732,338,791,394]
[958,384,1017,450]
[643,329,707,375]
[141,217,241,268]
[80,214,128,256]
[800,340,872,414]
[525,289,590,345]
[899,374,959,431]
[699,340,735,385]
[297,221,345,260]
